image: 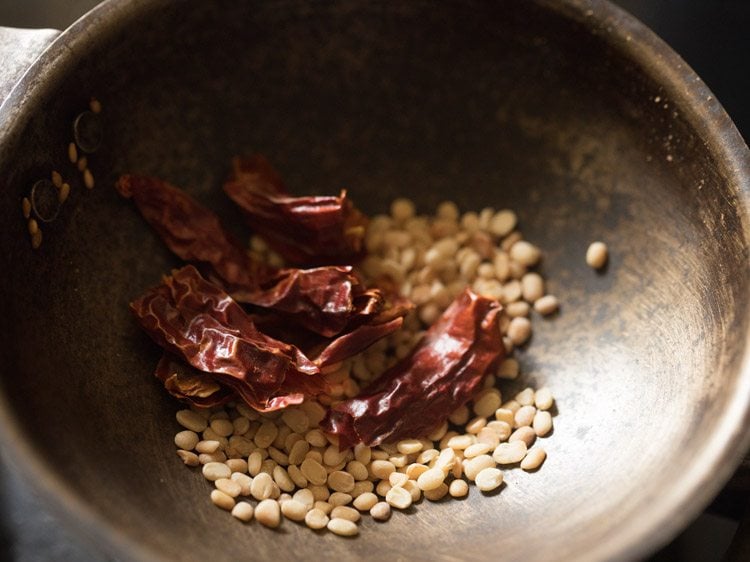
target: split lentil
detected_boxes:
[168,198,560,535]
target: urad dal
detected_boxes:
[170,197,559,534]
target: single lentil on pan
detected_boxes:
[586,241,608,269]
[168,198,560,535]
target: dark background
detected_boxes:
[0,1,748,560]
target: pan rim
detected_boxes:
[0,0,749,560]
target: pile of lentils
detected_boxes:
[173,198,562,536]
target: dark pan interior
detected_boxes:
[0,1,749,561]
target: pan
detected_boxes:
[0,1,749,560]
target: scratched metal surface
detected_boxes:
[0,1,748,561]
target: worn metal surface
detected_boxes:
[0,1,748,561]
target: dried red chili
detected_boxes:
[155,354,235,408]
[224,155,367,266]
[321,289,505,448]
[131,265,327,411]
[116,174,378,337]
[116,174,268,288]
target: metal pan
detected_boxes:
[0,1,748,560]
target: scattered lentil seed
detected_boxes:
[231,501,254,522]
[281,499,308,521]
[533,410,553,436]
[305,508,329,530]
[58,182,71,203]
[89,97,102,113]
[68,141,78,163]
[534,387,554,410]
[27,218,39,236]
[586,241,608,269]
[250,472,275,500]
[77,156,88,172]
[328,518,358,537]
[475,468,504,492]
[353,492,378,512]
[83,168,94,189]
[216,478,242,498]
[493,441,527,465]
[255,499,281,528]
[176,450,199,466]
[22,197,31,219]
[385,486,412,509]
[507,317,532,346]
[449,479,469,498]
[210,489,235,511]
[534,295,559,315]
[509,426,537,448]
[176,410,207,432]
[521,448,547,471]
[366,502,390,524]
[331,505,360,522]
[174,430,199,450]
[196,440,221,454]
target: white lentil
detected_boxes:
[305,429,328,448]
[351,480,374,497]
[255,499,281,528]
[370,502,391,521]
[250,472,275,500]
[521,272,545,303]
[174,430,199,451]
[288,440,310,465]
[449,479,469,498]
[304,508,329,530]
[254,421,278,449]
[508,317,532,346]
[328,518,358,537]
[473,389,502,418]
[196,440,221,454]
[463,455,496,481]
[465,416,487,434]
[510,240,541,266]
[176,410,207,432]
[83,168,94,189]
[534,387,554,410]
[210,418,234,437]
[386,485,413,509]
[281,499,308,521]
[353,492,378,511]
[230,472,252,496]
[448,405,470,425]
[281,409,310,433]
[533,410,553,436]
[328,492,353,507]
[231,501,254,522]
[516,387,536,406]
[314,500,333,515]
[328,471,355,493]
[247,451,263,476]
[391,198,415,222]
[534,294,559,315]
[514,405,536,428]
[505,301,530,318]
[424,483,449,501]
[464,443,492,459]
[497,358,519,380]
[586,241,608,269]
[388,472,409,488]
[447,434,473,450]
[202,462,231,481]
[176,450,199,466]
[475,468,504,492]
[300,458,328,486]
[416,467,445,491]
[370,459,396,480]
[521,448,547,471]
[210,489,235,511]
[215,478,241,498]
[493,441,527,464]
[510,426,536,447]
[489,210,517,237]
[331,505,360,522]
